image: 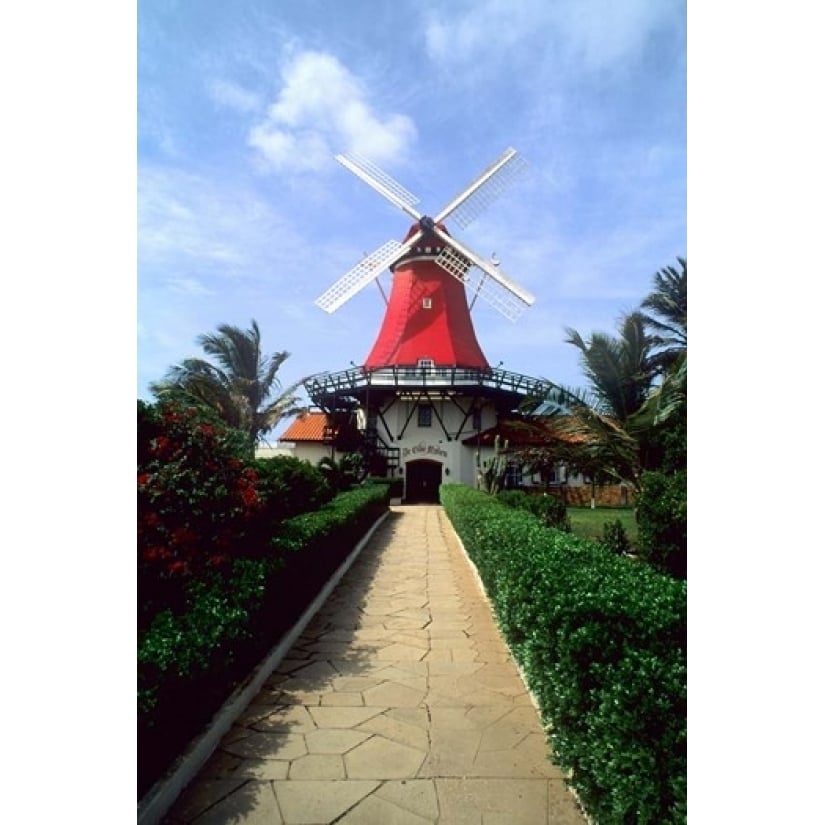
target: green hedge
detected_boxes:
[138,481,390,798]
[636,470,687,579]
[495,488,571,531]
[440,484,686,825]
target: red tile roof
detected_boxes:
[461,415,589,447]
[279,412,333,443]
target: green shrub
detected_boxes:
[316,454,367,493]
[440,484,686,825]
[636,470,687,579]
[250,455,333,526]
[496,488,571,531]
[602,518,631,555]
[273,482,390,558]
[365,475,403,498]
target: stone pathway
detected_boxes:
[163,505,588,824]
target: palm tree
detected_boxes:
[532,311,658,492]
[564,311,656,422]
[149,320,306,451]
[640,257,686,375]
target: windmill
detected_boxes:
[303,147,558,502]
[315,148,535,370]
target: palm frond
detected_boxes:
[148,319,305,446]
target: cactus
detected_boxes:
[479,435,509,495]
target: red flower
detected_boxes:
[151,435,173,457]
[241,487,259,507]
[170,527,197,547]
[167,560,187,575]
[142,511,161,527]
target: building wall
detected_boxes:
[373,396,497,488]
[254,444,296,460]
[263,442,333,465]
[556,484,635,507]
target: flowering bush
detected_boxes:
[137,400,265,626]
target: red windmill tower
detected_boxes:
[306,148,556,502]
[316,148,535,364]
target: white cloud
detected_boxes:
[248,50,417,173]
[208,79,262,113]
[167,277,214,296]
[424,0,681,72]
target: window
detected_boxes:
[417,358,435,370]
[417,404,433,427]
[504,461,522,489]
[422,297,432,309]
[542,464,565,485]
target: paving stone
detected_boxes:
[389,632,431,650]
[320,691,364,706]
[372,663,429,681]
[374,780,439,821]
[289,660,340,682]
[362,680,426,708]
[190,780,283,825]
[435,778,549,825]
[165,778,247,822]
[251,704,316,733]
[224,732,307,761]
[288,753,346,780]
[305,729,372,755]
[384,706,430,730]
[425,661,483,677]
[356,710,431,750]
[330,675,382,692]
[307,706,383,729]
[273,780,379,824]
[197,749,244,778]
[232,758,290,780]
[344,736,427,779]
[336,792,432,824]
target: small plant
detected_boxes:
[602,518,631,555]
[479,435,509,494]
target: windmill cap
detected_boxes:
[390,222,452,272]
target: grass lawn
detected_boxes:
[568,506,638,546]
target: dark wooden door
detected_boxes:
[405,460,442,503]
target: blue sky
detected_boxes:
[137,0,686,437]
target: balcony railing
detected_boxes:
[304,365,563,406]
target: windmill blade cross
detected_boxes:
[434,147,528,230]
[335,153,423,222]
[431,225,535,306]
[435,246,531,322]
[315,239,408,313]
[321,147,536,319]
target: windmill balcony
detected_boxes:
[304,364,561,411]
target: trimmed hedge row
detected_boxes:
[138,481,391,798]
[440,484,686,825]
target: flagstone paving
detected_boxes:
[163,505,588,824]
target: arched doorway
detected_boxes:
[405,459,443,504]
